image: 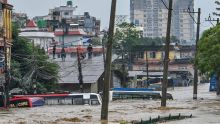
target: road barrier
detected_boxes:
[133,113,193,124]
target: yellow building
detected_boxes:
[133,45,176,63]
[0,0,13,74]
[145,50,176,62]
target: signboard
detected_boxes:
[9,99,29,108]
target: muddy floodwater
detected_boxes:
[1,83,220,124]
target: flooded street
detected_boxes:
[1,83,220,124]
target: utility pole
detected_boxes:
[122,47,126,87]
[192,8,201,100]
[61,19,67,62]
[184,8,201,99]
[76,47,84,93]
[101,0,117,121]
[4,34,10,108]
[145,51,149,84]
[102,32,106,68]
[161,0,173,107]
[32,41,37,94]
[205,14,219,26]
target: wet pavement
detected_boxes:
[0,83,220,124]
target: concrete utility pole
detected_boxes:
[145,51,149,84]
[161,0,173,107]
[76,47,84,93]
[101,32,106,68]
[193,8,201,100]
[101,0,117,121]
[61,19,67,62]
[122,47,126,87]
[32,41,36,94]
[4,34,10,108]
[205,14,219,26]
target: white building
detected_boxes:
[19,20,54,50]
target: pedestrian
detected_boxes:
[61,48,66,62]
[87,44,93,59]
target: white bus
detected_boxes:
[14,93,102,105]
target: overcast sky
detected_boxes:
[9,0,217,32]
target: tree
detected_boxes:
[91,37,102,46]
[197,24,220,95]
[11,23,59,93]
[114,22,140,50]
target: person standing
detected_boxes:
[87,44,93,59]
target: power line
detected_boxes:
[160,0,169,10]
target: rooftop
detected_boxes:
[26,20,37,28]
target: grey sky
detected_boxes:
[9,0,217,32]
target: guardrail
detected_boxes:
[133,113,193,124]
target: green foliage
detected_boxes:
[91,37,102,46]
[197,24,220,76]
[114,22,140,50]
[113,22,179,51]
[10,60,22,89]
[11,23,59,93]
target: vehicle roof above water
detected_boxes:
[111,91,172,95]
[69,93,99,95]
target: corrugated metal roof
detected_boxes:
[53,54,116,84]
[26,20,37,28]
[56,55,104,84]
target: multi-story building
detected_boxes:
[0,0,13,75]
[54,26,86,46]
[33,1,101,36]
[130,0,195,43]
[19,20,54,51]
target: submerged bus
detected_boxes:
[14,93,102,105]
[10,97,44,108]
[109,91,173,101]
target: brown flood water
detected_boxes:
[0,84,220,124]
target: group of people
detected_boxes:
[53,44,93,62]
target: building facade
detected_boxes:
[33,1,101,36]
[0,0,12,75]
[130,0,195,43]
[47,46,104,92]
[19,20,54,51]
[54,27,86,46]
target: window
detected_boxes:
[150,52,156,58]
[64,12,69,15]
[136,52,144,59]
[90,95,98,99]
